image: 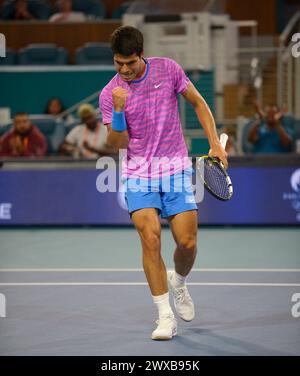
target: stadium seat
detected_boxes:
[0,124,11,138]
[29,116,65,154]
[111,2,130,19]
[75,43,113,65]
[241,119,255,154]
[294,119,300,139]
[0,48,17,65]
[0,0,51,20]
[64,119,81,136]
[55,0,106,19]
[19,44,69,65]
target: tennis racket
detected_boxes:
[196,133,233,201]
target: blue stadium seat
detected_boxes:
[0,0,51,20]
[0,124,11,138]
[29,116,65,154]
[19,44,68,65]
[0,48,17,65]
[241,119,255,153]
[111,2,130,19]
[55,0,106,19]
[64,119,81,136]
[75,43,113,65]
[281,115,294,130]
[294,119,300,139]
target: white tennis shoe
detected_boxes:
[167,270,195,322]
[151,314,177,340]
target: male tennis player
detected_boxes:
[99,26,228,340]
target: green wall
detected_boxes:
[0,67,214,118]
[0,67,116,116]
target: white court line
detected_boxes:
[0,282,300,287]
[0,268,300,272]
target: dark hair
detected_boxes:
[44,97,65,115]
[14,112,28,118]
[110,26,144,57]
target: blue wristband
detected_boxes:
[112,110,127,132]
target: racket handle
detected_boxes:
[220,133,228,149]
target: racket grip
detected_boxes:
[220,133,228,149]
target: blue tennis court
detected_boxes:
[0,227,299,356]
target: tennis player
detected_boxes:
[99,26,228,340]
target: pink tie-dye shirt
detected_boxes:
[99,57,192,179]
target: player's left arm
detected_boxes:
[182,81,228,168]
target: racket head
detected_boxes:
[196,156,233,201]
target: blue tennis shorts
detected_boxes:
[123,168,198,218]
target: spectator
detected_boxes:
[1,0,36,20]
[49,0,86,23]
[0,112,47,157]
[44,97,74,125]
[59,104,113,158]
[248,103,293,153]
[222,127,237,156]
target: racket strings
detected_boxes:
[204,160,230,199]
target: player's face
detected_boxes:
[114,53,145,82]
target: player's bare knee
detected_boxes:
[178,237,197,256]
[142,233,161,254]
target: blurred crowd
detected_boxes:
[0,102,115,158]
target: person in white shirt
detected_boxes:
[60,104,114,159]
[49,0,86,23]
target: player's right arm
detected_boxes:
[106,124,129,150]
[105,87,129,151]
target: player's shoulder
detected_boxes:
[148,57,181,69]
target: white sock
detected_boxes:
[174,271,187,288]
[152,292,173,319]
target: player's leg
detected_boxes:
[168,210,198,277]
[167,209,198,322]
[131,208,177,340]
[131,208,166,296]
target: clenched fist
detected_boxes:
[112,87,128,112]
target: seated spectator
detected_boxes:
[248,103,293,153]
[49,0,86,23]
[2,0,36,20]
[44,97,75,125]
[59,104,113,159]
[0,112,47,157]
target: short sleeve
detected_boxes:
[99,89,113,125]
[65,125,81,146]
[167,59,190,95]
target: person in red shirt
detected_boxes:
[0,112,47,157]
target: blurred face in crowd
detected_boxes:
[14,114,32,135]
[48,98,63,115]
[264,105,279,125]
[82,113,97,130]
[60,0,73,12]
[114,53,145,82]
[16,0,28,9]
